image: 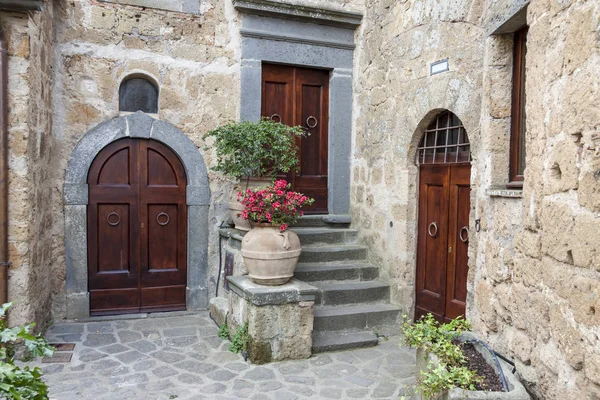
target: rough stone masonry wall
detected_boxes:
[47,0,241,318]
[0,3,56,328]
[469,1,600,399]
[350,0,485,316]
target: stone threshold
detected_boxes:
[61,310,201,324]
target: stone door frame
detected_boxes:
[235,0,363,217]
[63,112,210,319]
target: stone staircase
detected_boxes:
[290,217,402,353]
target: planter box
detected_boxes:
[415,333,530,400]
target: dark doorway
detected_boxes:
[261,64,330,214]
[87,138,187,315]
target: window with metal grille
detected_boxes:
[119,77,159,114]
[416,111,471,165]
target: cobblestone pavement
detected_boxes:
[35,312,416,400]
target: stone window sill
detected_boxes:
[486,187,523,198]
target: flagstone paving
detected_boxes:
[35,312,416,399]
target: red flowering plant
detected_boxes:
[238,180,315,231]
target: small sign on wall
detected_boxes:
[430,59,449,75]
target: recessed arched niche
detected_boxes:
[119,75,159,114]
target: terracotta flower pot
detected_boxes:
[228,177,272,231]
[241,223,301,285]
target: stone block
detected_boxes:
[227,276,315,364]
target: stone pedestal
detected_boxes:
[226,275,318,364]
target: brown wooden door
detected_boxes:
[416,164,471,322]
[261,64,329,214]
[88,138,187,316]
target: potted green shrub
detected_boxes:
[204,119,306,231]
[401,314,530,400]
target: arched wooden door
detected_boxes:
[415,111,471,322]
[88,138,187,316]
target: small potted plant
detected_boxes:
[239,180,314,285]
[401,314,530,400]
[203,119,306,231]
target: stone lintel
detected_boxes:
[227,276,317,306]
[98,0,200,14]
[488,1,529,35]
[233,0,363,29]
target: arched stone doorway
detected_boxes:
[415,111,471,322]
[63,112,210,319]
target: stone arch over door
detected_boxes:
[63,112,210,319]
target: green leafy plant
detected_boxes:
[0,302,55,400]
[217,323,229,341]
[401,314,481,399]
[229,323,248,354]
[203,118,307,179]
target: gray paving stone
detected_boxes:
[178,372,204,385]
[108,372,149,386]
[163,327,197,337]
[320,387,343,399]
[258,381,283,392]
[207,368,237,382]
[128,339,157,353]
[174,359,218,374]
[78,349,108,362]
[133,359,158,372]
[283,375,315,385]
[347,388,370,398]
[244,366,276,380]
[232,379,254,394]
[165,335,198,347]
[371,382,398,398]
[87,322,114,333]
[272,391,298,400]
[41,364,64,374]
[117,330,143,343]
[93,358,122,370]
[288,384,316,396]
[83,333,117,347]
[202,382,227,394]
[152,366,179,378]
[100,343,129,354]
[345,374,374,387]
[152,350,184,364]
[115,350,146,364]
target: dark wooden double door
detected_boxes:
[416,164,471,322]
[262,64,329,214]
[88,138,187,316]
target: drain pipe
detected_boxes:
[0,27,9,306]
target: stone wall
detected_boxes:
[350,0,485,315]
[469,1,600,399]
[48,0,241,317]
[0,2,56,328]
[351,0,600,399]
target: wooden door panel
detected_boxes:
[416,165,449,321]
[96,204,130,273]
[88,138,187,316]
[139,140,187,310]
[147,149,178,186]
[262,64,329,214]
[445,165,471,320]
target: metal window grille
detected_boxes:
[416,111,471,165]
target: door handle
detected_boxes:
[428,222,438,237]
[459,226,469,242]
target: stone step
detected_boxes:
[313,281,390,306]
[313,304,401,333]
[299,245,368,263]
[312,331,378,353]
[292,214,351,228]
[294,262,378,282]
[291,227,359,246]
